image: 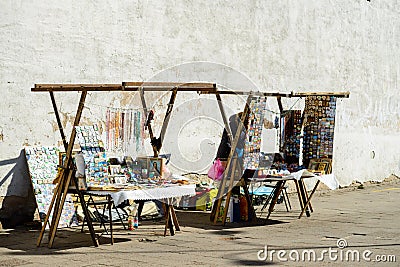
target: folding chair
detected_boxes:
[81,194,128,244]
[250,182,291,212]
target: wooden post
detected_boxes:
[266,180,286,219]
[215,92,232,142]
[212,95,251,225]
[170,203,180,231]
[108,195,113,245]
[47,91,87,247]
[210,92,233,223]
[301,179,313,212]
[294,179,305,211]
[159,88,178,148]
[297,178,311,218]
[139,87,158,157]
[49,91,68,149]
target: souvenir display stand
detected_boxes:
[32,82,229,248]
[210,92,349,225]
[32,83,349,247]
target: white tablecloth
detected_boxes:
[290,169,339,190]
[88,184,196,206]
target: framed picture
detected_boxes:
[308,158,319,171]
[136,157,150,179]
[308,158,332,175]
[148,158,163,178]
[136,157,164,179]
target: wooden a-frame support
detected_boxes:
[210,95,258,225]
[37,91,99,248]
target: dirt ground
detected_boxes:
[0,175,399,266]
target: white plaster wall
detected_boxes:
[1,0,399,198]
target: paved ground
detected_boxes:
[1,176,399,267]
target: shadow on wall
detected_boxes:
[0,150,37,228]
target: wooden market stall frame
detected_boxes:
[32,82,349,247]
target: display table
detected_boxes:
[84,183,196,239]
[247,169,339,219]
[88,184,196,206]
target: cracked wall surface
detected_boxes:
[1,0,399,211]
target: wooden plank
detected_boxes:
[33,87,216,92]
[292,92,350,98]
[32,84,122,92]
[32,84,349,98]
[211,91,350,98]
[33,83,216,92]
[123,81,215,88]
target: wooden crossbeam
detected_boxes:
[31,83,350,98]
[32,82,216,92]
[32,84,122,91]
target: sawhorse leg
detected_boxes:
[295,179,311,217]
[266,180,286,219]
[299,180,320,219]
[163,199,180,236]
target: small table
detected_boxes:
[247,170,339,219]
[86,183,196,239]
[247,175,296,219]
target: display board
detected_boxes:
[280,110,302,165]
[24,146,76,228]
[75,125,109,185]
[243,96,267,170]
[302,96,337,167]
